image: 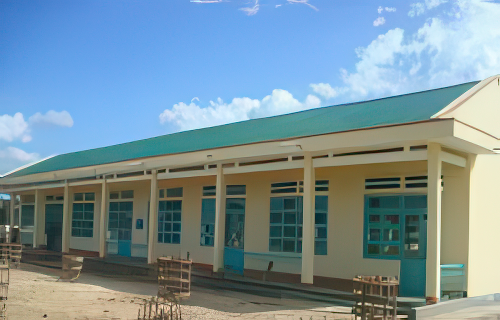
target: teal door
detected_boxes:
[108,202,133,257]
[45,204,63,252]
[364,195,427,297]
[224,198,245,275]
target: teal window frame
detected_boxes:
[158,200,182,244]
[72,202,94,238]
[363,194,427,260]
[200,198,216,246]
[269,195,328,255]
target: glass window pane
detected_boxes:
[315,196,328,211]
[315,240,327,255]
[109,202,119,212]
[159,189,165,199]
[121,190,134,199]
[270,198,283,211]
[270,226,282,237]
[85,193,95,201]
[84,203,94,212]
[283,240,296,252]
[316,227,327,239]
[270,212,282,224]
[369,215,380,223]
[226,185,246,196]
[158,233,163,243]
[165,212,172,221]
[172,233,181,244]
[110,192,119,200]
[173,201,182,211]
[405,195,427,209]
[269,239,281,251]
[84,212,93,221]
[383,245,399,255]
[74,193,84,201]
[164,234,172,243]
[385,215,399,224]
[173,223,181,232]
[284,213,296,224]
[173,212,181,222]
[167,187,183,198]
[315,213,327,225]
[368,228,380,241]
[367,244,380,255]
[284,198,296,210]
[226,198,245,211]
[164,223,172,232]
[383,229,400,241]
[21,205,35,227]
[283,226,296,237]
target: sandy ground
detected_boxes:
[5,264,353,320]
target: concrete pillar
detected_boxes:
[213,164,226,273]
[61,183,70,253]
[99,179,108,258]
[33,189,39,248]
[9,193,14,226]
[147,170,158,264]
[301,152,315,284]
[426,143,442,303]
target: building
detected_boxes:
[1,75,500,303]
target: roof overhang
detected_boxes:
[1,118,498,190]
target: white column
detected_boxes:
[426,143,442,303]
[99,179,108,258]
[61,183,70,253]
[301,152,315,284]
[33,189,39,248]
[148,170,158,264]
[9,193,14,226]
[213,164,226,273]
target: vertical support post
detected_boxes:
[33,189,39,248]
[213,164,226,273]
[9,193,15,226]
[302,152,315,284]
[426,143,442,304]
[148,170,158,264]
[99,179,108,258]
[61,182,70,253]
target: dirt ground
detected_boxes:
[5,264,353,320]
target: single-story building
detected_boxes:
[1,75,500,303]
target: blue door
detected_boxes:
[224,198,245,275]
[45,204,63,252]
[109,202,133,257]
[399,210,427,297]
[364,195,427,297]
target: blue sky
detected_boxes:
[1,0,500,175]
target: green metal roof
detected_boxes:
[4,81,479,178]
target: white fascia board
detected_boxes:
[432,75,499,119]
[440,151,467,168]
[451,121,500,152]
[0,120,455,186]
[313,150,427,168]
[224,160,305,175]
[157,168,217,180]
[2,183,66,193]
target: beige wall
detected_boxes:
[468,154,500,296]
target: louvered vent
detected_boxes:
[365,177,401,190]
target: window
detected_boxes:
[159,187,183,199]
[108,202,133,241]
[269,196,328,255]
[72,192,95,238]
[200,198,215,246]
[110,190,134,200]
[21,204,35,227]
[158,200,182,244]
[226,185,246,196]
[225,198,245,248]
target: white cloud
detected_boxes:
[0,147,39,163]
[29,110,74,127]
[385,7,397,12]
[373,17,386,26]
[378,6,384,14]
[310,83,338,99]
[0,113,31,143]
[287,0,318,11]
[338,0,500,99]
[240,0,260,16]
[160,90,321,131]
[409,0,447,16]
